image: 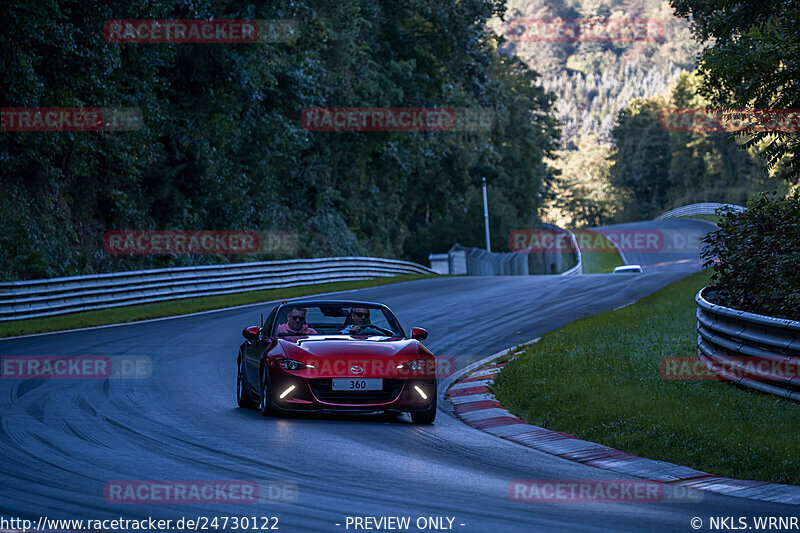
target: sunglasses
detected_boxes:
[353,312,370,318]
[289,314,306,321]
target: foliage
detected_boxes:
[491,0,699,145]
[670,0,800,183]
[488,0,699,225]
[540,135,616,228]
[608,96,672,221]
[608,72,786,222]
[701,193,800,320]
[0,0,559,280]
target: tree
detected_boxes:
[606,72,786,222]
[670,0,800,183]
[608,98,671,221]
[665,72,778,208]
[541,135,616,228]
[0,0,560,279]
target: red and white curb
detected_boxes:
[446,357,800,505]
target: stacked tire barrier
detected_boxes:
[0,257,435,321]
[696,287,800,401]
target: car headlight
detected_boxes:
[397,360,427,372]
[278,359,313,370]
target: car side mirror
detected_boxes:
[242,326,260,341]
[411,327,428,341]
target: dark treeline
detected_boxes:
[671,0,800,182]
[608,73,786,222]
[610,0,799,223]
[0,0,559,280]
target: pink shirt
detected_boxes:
[277,323,318,335]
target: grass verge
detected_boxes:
[493,270,800,485]
[578,230,625,273]
[0,274,434,338]
[679,214,721,224]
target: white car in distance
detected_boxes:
[612,265,644,274]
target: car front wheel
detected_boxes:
[258,364,277,417]
[410,390,437,424]
[237,357,256,408]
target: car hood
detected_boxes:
[276,336,436,378]
[278,335,419,360]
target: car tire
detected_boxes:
[237,357,256,409]
[410,390,437,424]
[258,364,277,417]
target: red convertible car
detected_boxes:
[236,300,437,424]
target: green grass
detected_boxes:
[0,274,434,338]
[576,230,625,273]
[679,214,722,224]
[493,270,800,485]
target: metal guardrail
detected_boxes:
[696,287,800,401]
[656,202,746,220]
[560,229,582,276]
[0,257,435,321]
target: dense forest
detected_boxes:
[491,0,791,227]
[2,0,796,280]
[0,0,558,280]
[494,0,698,143]
[608,72,787,222]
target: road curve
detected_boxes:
[589,218,718,271]
[1,220,795,532]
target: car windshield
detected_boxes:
[272,304,404,337]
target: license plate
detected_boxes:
[332,378,383,391]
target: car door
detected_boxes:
[242,306,278,391]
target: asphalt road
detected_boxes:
[589,217,718,271]
[1,219,796,532]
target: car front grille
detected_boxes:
[309,379,403,405]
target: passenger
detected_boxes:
[277,308,318,335]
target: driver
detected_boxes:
[277,307,318,335]
[340,307,371,334]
